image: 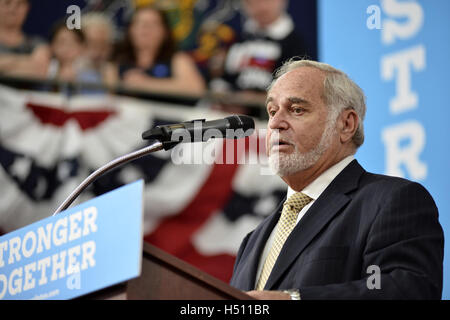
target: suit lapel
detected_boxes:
[264,160,364,290]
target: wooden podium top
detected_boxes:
[84,242,252,300]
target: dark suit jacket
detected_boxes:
[230,160,444,299]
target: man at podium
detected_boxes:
[229,59,444,300]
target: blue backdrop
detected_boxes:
[318,0,449,299]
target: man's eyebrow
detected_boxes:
[288,97,309,105]
[265,96,311,109]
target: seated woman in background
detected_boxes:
[46,21,115,94]
[113,6,205,96]
[46,22,86,82]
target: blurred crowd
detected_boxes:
[0,0,311,108]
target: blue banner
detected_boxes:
[319,0,450,299]
[0,180,143,300]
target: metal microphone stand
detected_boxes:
[53,141,164,215]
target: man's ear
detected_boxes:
[339,108,359,144]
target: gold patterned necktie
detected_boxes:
[255,192,313,290]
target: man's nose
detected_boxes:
[268,110,289,130]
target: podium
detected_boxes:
[0,182,251,300]
[83,242,253,300]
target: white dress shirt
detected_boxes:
[255,155,355,284]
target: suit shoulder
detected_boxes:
[356,171,437,211]
[360,171,430,194]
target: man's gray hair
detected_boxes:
[269,58,366,148]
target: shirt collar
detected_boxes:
[287,155,355,201]
[243,14,294,40]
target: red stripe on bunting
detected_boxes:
[26,103,116,130]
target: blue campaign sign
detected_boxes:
[319,0,450,299]
[0,180,143,300]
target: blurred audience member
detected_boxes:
[210,0,308,104]
[0,0,50,77]
[112,6,205,96]
[46,22,86,82]
[81,12,116,86]
[47,20,114,90]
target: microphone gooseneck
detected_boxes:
[53,141,164,215]
[52,115,254,215]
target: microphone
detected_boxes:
[142,115,255,149]
[53,115,254,214]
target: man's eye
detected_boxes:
[293,107,304,114]
[268,110,276,117]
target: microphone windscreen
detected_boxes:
[226,115,255,131]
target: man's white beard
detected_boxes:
[268,120,336,177]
